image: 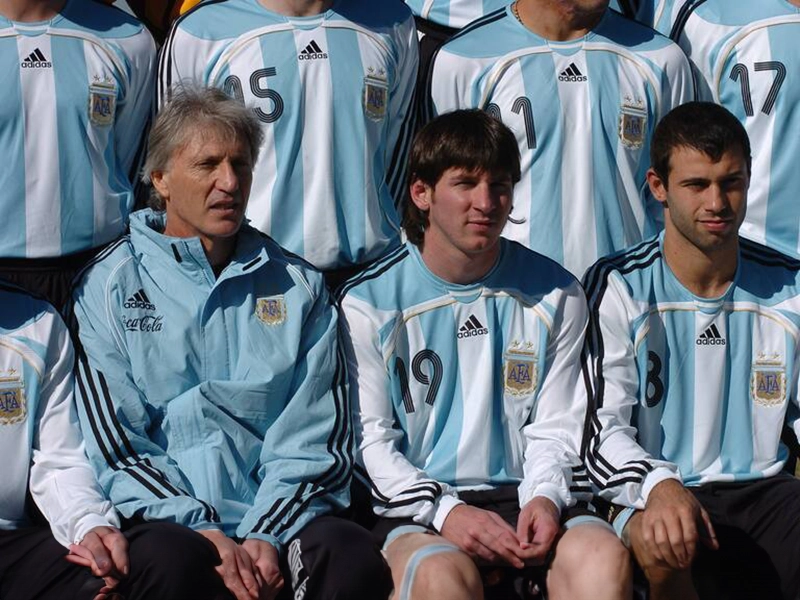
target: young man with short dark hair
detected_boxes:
[340,109,631,600]
[585,101,800,600]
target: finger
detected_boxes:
[678,510,699,565]
[516,509,533,544]
[653,520,682,570]
[101,531,129,577]
[699,508,719,550]
[234,547,260,599]
[65,545,94,569]
[486,511,519,535]
[218,558,251,600]
[475,529,524,568]
[80,532,114,576]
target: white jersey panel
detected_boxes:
[17,34,61,257]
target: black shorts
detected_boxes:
[604,475,800,600]
[0,245,103,312]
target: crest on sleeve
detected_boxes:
[750,353,786,407]
[0,370,26,425]
[89,78,117,126]
[619,97,646,149]
[256,295,286,326]
[504,341,538,397]
[363,67,388,121]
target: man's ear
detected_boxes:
[409,178,432,212]
[150,170,170,203]
[646,167,668,206]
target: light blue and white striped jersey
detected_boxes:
[160,0,418,271]
[429,7,693,278]
[404,0,510,29]
[0,0,156,258]
[583,234,800,509]
[339,240,591,528]
[671,0,800,258]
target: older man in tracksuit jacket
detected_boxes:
[70,87,390,600]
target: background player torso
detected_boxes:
[162,0,416,270]
[676,0,800,257]
[0,2,154,258]
[430,7,692,277]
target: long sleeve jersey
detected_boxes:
[158,0,418,271]
[0,283,118,547]
[583,234,800,509]
[339,241,591,530]
[428,6,693,277]
[71,209,350,552]
[0,0,155,258]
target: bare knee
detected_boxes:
[548,524,632,600]
[385,533,482,600]
[412,550,482,600]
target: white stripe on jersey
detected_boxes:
[18,34,61,257]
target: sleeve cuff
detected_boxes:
[430,494,464,532]
[244,532,283,555]
[72,512,121,545]
[520,482,565,513]
[641,467,682,505]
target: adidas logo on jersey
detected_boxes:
[458,315,488,339]
[696,324,726,346]
[558,63,587,82]
[21,48,51,69]
[123,289,156,311]
[298,40,328,60]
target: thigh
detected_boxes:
[281,515,392,600]
[693,476,800,600]
[0,527,102,600]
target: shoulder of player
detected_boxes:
[169,0,278,40]
[70,235,136,309]
[240,226,328,301]
[60,0,152,40]
[0,282,62,337]
[329,0,414,30]
[582,237,662,305]
[593,8,685,57]
[335,244,413,306]
[437,6,519,57]
[738,238,800,293]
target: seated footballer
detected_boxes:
[70,86,391,600]
[338,110,632,600]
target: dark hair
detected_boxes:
[143,86,263,210]
[403,110,521,245]
[650,102,751,187]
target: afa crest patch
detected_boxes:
[504,342,538,397]
[751,353,785,407]
[256,296,286,326]
[363,68,388,121]
[89,79,117,126]
[619,98,646,149]
[0,371,25,425]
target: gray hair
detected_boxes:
[142,86,264,210]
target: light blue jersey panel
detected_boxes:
[585,235,800,507]
[674,0,800,257]
[0,37,27,254]
[431,7,693,277]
